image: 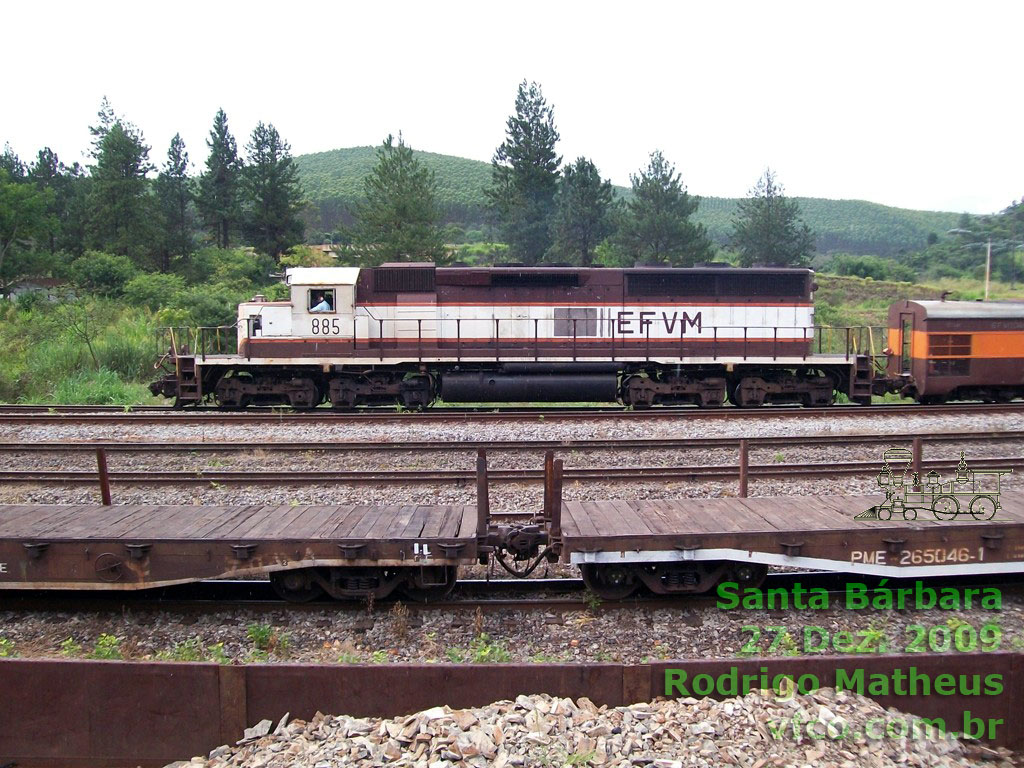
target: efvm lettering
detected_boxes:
[616,310,701,336]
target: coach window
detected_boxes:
[309,289,335,313]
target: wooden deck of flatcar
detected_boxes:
[0,504,478,590]
[559,494,1024,577]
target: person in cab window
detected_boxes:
[310,292,332,312]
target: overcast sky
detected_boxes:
[4,0,1021,214]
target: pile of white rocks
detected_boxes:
[175,688,1014,768]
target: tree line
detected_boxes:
[0,99,304,297]
[352,80,817,269]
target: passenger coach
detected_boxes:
[887,299,1024,403]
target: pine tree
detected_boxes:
[241,122,305,259]
[0,168,54,296]
[551,157,614,266]
[350,134,446,265]
[29,148,86,258]
[0,144,26,180]
[486,81,561,264]
[28,147,64,255]
[89,96,117,160]
[86,120,156,263]
[197,109,242,249]
[155,134,195,271]
[731,169,815,267]
[617,150,712,266]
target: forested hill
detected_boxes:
[295,146,962,256]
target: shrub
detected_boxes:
[123,273,185,311]
[69,251,137,297]
[824,253,919,283]
[168,283,247,328]
[14,290,46,312]
[279,244,335,268]
[95,313,157,380]
[183,247,276,287]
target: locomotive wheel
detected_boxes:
[581,564,638,600]
[400,566,457,602]
[214,374,249,409]
[969,496,997,520]
[270,569,325,602]
[932,494,960,520]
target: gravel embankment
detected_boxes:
[3,410,1024,446]
[171,690,1015,768]
[4,440,1022,474]
[2,587,1021,665]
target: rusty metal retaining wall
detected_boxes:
[2,654,1021,767]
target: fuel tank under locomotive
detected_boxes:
[440,363,620,403]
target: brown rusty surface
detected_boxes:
[0,659,223,767]
[0,655,1020,767]
[244,663,624,723]
[0,504,478,589]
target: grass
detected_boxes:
[45,368,156,405]
[89,634,122,660]
[0,299,164,405]
[154,637,231,663]
[245,622,290,660]
[59,637,82,657]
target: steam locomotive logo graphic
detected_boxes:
[856,448,1011,522]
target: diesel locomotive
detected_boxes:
[149,263,1024,408]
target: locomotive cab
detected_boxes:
[286,267,358,339]
[238,267,359,348]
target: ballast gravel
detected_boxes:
[3,409,1024,447]
[169,690,1015,768]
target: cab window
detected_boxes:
[308,289,335,312]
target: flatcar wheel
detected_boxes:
[726,562,768,589]
[270,569,325,602]
[401,566,457,602]
[581,564,638,600]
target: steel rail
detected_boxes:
[1,572,1019,614]
[5,455,1023,485]
[2,401,1024,424]
[1,429,1022,454]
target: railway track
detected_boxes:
[2,572,1019,614]
[4,454,1022,486]
[2,401,1023,424]
[1,429,1021,455]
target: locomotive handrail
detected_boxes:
[156,321,888,363]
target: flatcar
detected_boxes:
[150,263,877,408]
[886,300,1024,403]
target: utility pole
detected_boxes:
[985,237,992,301]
